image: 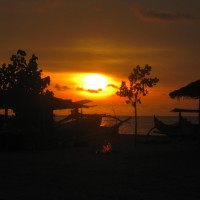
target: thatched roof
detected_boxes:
[45,97,85,110]
[171,108,199,113]
[169,80,200,99]
[0,96,88,110]
[39,96,89,110]
[169,80,200,125]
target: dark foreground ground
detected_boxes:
[0,134,200,200]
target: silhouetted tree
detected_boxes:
[0,50,51,128]
[116,65,159,144]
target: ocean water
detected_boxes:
[101,115,199,135]
[55,115,198,135]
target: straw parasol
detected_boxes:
[169,80,200,125]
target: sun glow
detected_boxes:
[44,71,119,100]
[71,73,119,99]
[83,74,107,90]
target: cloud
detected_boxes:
[107,84,119,89]
[46,0,61,6]
[76,87,102,93]
[76,87,83,91]
[32,0,61,13]
[3,3,28,15]
[1,0,61,14]
[55,83,70,91]
[88,89,102,93]
[133,5,194,23]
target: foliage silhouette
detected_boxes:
[0,50,52,129]
[116,65,159,144]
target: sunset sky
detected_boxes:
[1,0,200,116]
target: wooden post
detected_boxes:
[178,111,182,121]
[4,108,8,119]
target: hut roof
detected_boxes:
[169,80,200,99]
[43,96,89,110]
[171,108,199,113]
[0,96,88,110]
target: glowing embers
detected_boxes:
[96,141,112,154]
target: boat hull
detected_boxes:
[153,116,198,138]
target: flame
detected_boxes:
[102,142,112,153]
[96,141,112,154]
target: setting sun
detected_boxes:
[83,74,108,90]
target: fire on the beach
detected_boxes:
[96,141,112,154]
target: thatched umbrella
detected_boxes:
[169,80,200,125]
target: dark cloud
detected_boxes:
[76,87,102,93]
[107,84,119,89]
[76,87,85,91]
[55,83,70,91]
[76,87,85,92]
[133,5,194,23]
[87,89,101,93]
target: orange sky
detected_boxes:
[1,0,200,116]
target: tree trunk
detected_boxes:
[198,97,200,151]
[198,98,200,146]
[134,103,137,146]
[198,97,200,128]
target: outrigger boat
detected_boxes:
[55,100,132,135]
[55,112,106,133]
[148,114,198,138]
[56,111,131,135]
[153,116,180,136]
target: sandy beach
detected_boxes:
[0,133,200,200]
